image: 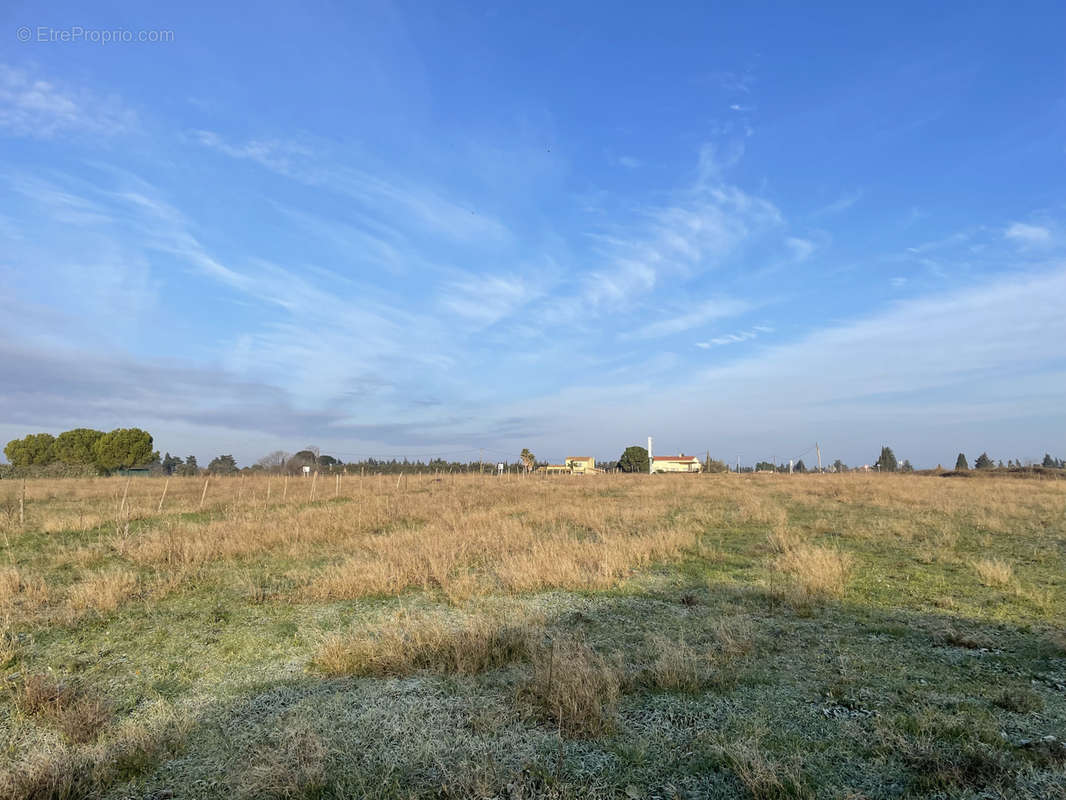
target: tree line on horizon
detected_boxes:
[3,431,1064,479]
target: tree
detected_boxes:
[207,454,238,475]
[974,452,994,470]
[874,446,897,472]
[4,433,57,467]
[317,454,340,469]
[287,450,318,474]
[617,445,649,473]
[955,453,969,470]
[901,459,914,473]
[831,459,846,473]
[794,459,807,473]
[54,428,104,465]
[257,451,291,472]
[705,457,728,473]
[1043,453,1056,468]
[92,428,155,471]
[161,453,183,475]
[755,461,776,472]
[181,455,200,476]
[520,448,535,472]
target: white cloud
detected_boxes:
[618,155,641,168]
[695,325,772,348]
[810,189,863,218]
[1005,222,1051,247]
[193,129,510,244]
[629,298,752,340]
[786,236,815,261]
[439,275,540,327]
[0,64,135,138]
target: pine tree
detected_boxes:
[974,452,994,469]
[955,453,969,470]
[875,446,898,472]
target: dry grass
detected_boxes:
[524,635,622,737]
[972,557,1014,587]
[715,735,812,799]
[649,635,714,692]
[0,706,188,800]
[235,720,328,800]
[67,569,138,615]
[13,673,111,744]
[314,613,539,677]
[771,541,854,607]
[2,471,1063,629]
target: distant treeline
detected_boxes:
[3,433,1064,479]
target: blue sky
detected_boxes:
[1,1,1064,468]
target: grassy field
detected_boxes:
[0,471,1064,799]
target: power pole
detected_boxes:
[816,442,822,473]
[647,436,653,475]
[479,448,484,474]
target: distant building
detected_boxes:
[565,456,596,475]
[538,464,572,475]
[652,454,702,473]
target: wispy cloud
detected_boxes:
[629,298,752,340]
[193,129,510,244]
[1005,222,1051,247]
[810,189,863,218]
[786,236,815,261]
[695,325,772,348]
[439,274,541,327]
[0,64,136,138]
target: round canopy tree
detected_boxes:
[617,445,649,473]
[54,428,104,465]
[92,428,156,471]
[3,433,57,467]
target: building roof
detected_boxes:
[653,455,700,462]
[566,456,594,461]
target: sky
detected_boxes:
[1,1,1064,469]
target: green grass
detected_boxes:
[1,474,1064,799]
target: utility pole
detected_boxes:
[789,459,794,475]
[647,436,653,475]
[736,455,740,473]
[816,442,822,473]
[479,448,484,475]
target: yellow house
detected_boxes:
[652,454,702,473]
[565,456,596,475]
[538,464,572,475]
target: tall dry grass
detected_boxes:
[314,613,539,677]
[523,635,622,737]
[3,471,1064,625]
[771,538,854,608]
